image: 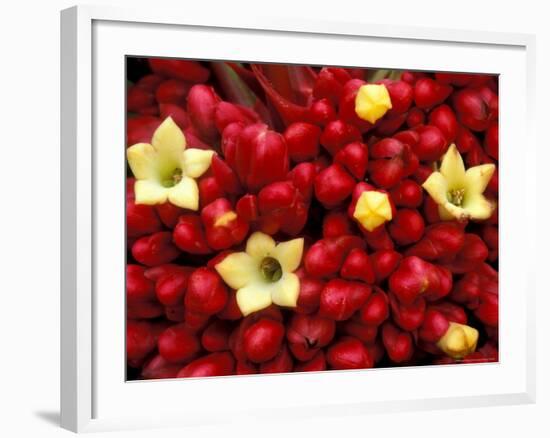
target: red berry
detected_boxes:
[185,268,228,315]
[158,323,200,363]
[326,337,373,369]
[243,318,285,363]
[283,122,321,162]
[177,352,235,378]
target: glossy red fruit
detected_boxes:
[127,185,162,238]
[159,103,190,130]
[381,322,414,363]
[259,345,294,374]
[126,264,155,303]
[233,123,290,193]
[418,309,450,343]
[405,222,465,261]
[314,164,356,208]
[484,122,498,160]
[155,79,190,106]
[283,122,321,162]
[455,124,480,154]
[319,279,371,321]
[131,232,181,266]
[185,268,228,315]
[211,155,242,195]
[177,352,235,378]
[186,84,221,143]
[414,78,452,109]
[474,291,498,327]
[201,198,249,251]
[286,314,335,361]
[127,320,156,360]
[406,107,425,128]
[441,234,489,274]
[319,120,362,156]
[308,98,337,126]
[214,101,260,133]
[344,320,378,343]
[383,80,414,114]
[358,288,390,326]
[141,355,182,379]
[304,235,365,278]
[388,209,425,245]
[390,179,423,208]
[201,320,232,352]
[149,58,210,83]
[413,125,447,161]
[334,141,369,180]
[389,256,447,305]
[173,215,211,255]
[243,318,285,363]
[313,67,352,105]
[452,86,498,132]
[340,248,376,284]
[326,337,373,369]
[322,210,353,238]
[368,138,419,188]
[428,104,458,143]
[389,293,426,331]
[155,268,189,306]
[158,323,200,363]
[294,351,327,372]
[295,269,325,314]
[370,249,402,282]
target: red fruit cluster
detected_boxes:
[126,59,498,380]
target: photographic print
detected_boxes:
[125,58,498,380]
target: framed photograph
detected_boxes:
[60,5,536,433]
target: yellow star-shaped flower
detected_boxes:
[355,83,392,124]
[126,117,214,210]
[353,190,393,232]
[436,322,479,359]
[215,232,304,316]
[422,144,495,221]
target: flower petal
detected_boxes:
[151,117,186,161]
[214,252,259,290]
[439,202,469,221]
[236,283,273,316]
[134,179,169,205]
[246,232,276,260]
[462,193,495,220]
[270,273,300,308]
[464,164,495,195]
[126,143,157,179]
[183,148,215,178]
[422,172,449,205]
[272,238,304,272]
[167,176,199,210]
[439,144,466,189]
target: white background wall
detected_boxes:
[0,0,546,436]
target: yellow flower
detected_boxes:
[126,117,214,210]
[422,144,495,221]
[436,322,479,359]
[353,190,393,232]
[355,83,392,124]
[214,232,304,316]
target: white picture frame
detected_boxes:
[60,5,536,433]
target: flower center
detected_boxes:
[161,168,183,188]
[260,257,283,283]
[448,188,465,206]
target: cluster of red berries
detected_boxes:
[126,58,498,379]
